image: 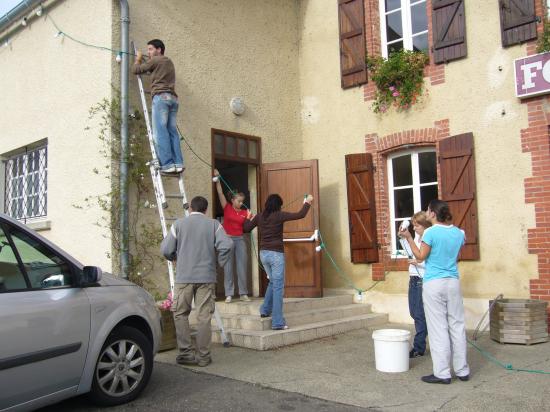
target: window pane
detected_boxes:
[412,33,429,53]
[411,1,428,34]
[385,0,401,12]
[386,11,403,42]
[392,154,412,186]
[249,140,258,159]
[419,152,437,183]
[9,228,73,289]
[214,134,224,155]
[388,41,404,55]
[394,188,414,218]
[420,184,438,211]
[0,227,27,292]
[237,139,247,158]
[226,136,236,156]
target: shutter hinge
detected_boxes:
[437,156,441,164]
[372,165,377,172]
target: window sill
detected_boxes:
[25,220,51,232]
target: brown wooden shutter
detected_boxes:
[432,0,467,64]
[439,133,479,260]
[345,153,378,263]
[338,0,367,89]
[499,0,538,47]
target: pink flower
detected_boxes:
[392,91,400,97]
[389,86,395,91]
[159,292,173,310]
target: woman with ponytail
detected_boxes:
[399,199,470,384]
[244,193,313,330]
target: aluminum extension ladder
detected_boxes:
[133,43,229,346]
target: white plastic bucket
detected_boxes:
[372,329,411,373]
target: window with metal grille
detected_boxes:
[4,146,48,221]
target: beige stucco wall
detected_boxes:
[297,0,537,327]
[128,0,303,291]
[0,0,114,271]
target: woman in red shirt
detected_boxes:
[214,169,252,303]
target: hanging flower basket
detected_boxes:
[366,50,429,113]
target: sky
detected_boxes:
[0,0,24,17]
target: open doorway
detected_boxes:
[211,130,261,299]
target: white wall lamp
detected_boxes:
[229,97,245,116]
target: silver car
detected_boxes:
[0,213,161,411]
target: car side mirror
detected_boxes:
[81,266,102,286]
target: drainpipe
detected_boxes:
[120,0,130,279]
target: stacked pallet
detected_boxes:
[490,299,548,345]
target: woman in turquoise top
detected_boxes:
[399,199,470,385]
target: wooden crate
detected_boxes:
[489,299,548,345]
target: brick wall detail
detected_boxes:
[365,119,450,281]
[524,1,550,329]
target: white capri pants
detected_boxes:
[423,277,470,379]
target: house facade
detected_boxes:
[1,0,549,328]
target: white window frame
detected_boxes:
[4,145,48,221]
[379,0,429,58]
[387,148,437,257]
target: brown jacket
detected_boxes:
[132,55,177,97]
[243,203,311,253]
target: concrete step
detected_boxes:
[214,295,353,316]
[209,312,389,351]
[210,304,374,331]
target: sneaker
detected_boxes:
[409,349,424,358]
[175,166,185,173]
[457,374,470,382]
[421,374,451,384]
[160,166,177,175]
[196,357,212,367]
[240,295,251,302]
[260,314,270,318]
[225,296,232,303]
[272,325,289,331]
[176,355,197,366]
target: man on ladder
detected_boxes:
[132,39,184,175]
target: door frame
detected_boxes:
[210,129,263,296]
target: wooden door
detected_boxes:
[260,160,322,298]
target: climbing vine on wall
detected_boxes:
[75,96,163,293]
[537,19,550,54]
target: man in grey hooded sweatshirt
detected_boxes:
[161,196,233,366]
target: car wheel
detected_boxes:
[89,325,153,406]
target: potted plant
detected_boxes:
[156,292,177,351]
[366,50,429,113]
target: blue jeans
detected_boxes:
[408,276,428,354]
[152,93,184,171]
[259,250,286,329]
